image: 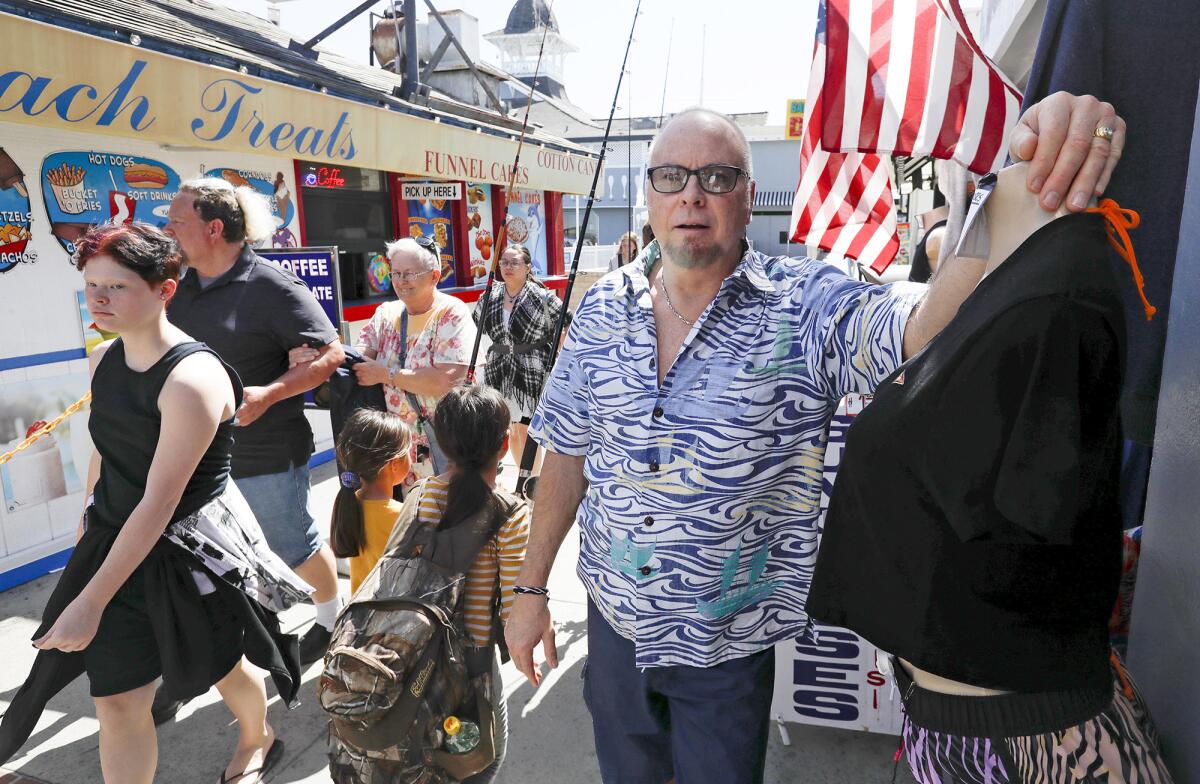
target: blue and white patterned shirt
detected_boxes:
[530,242,926,668]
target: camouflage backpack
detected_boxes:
[318,482,521,783]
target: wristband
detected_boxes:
[513,585,549,597]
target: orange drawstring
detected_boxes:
[1085,199,1157,321]
[1110,649,1136,701]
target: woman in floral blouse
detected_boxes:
[353,237,481,475]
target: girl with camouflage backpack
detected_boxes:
[320,385,530,783]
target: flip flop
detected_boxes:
[218,737,284,784]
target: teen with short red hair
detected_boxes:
[0,223,309,784]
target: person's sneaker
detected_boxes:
[151,684,187,725]
[299,623,333,666]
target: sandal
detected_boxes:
[218,737,284,783]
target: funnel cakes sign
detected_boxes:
[40,151,180,257]
[0,14,597,194]
[0,147,34,271]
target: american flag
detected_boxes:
[792,0,1023,273]
[822,0,1022,175]
[791,1,899,273]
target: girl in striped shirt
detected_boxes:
[422,384,530,783]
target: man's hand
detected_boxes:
[353,358,391,387]
[288,345,319,368]
[33,595,103,652]
[1009,91,1125,212]
[236,385,276,426]
[505,594,559,686]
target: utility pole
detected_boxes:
[403,0,418,93]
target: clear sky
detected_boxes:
[214,1,820,125]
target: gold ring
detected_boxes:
[1094,125,1115,141]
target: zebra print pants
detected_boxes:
[898,660,1175,784]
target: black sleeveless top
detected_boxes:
[807,213,1126,693]
[88,340,242,529]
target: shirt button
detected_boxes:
[643,515,654,527]
[648,461,659,472]
[653,406,664,418]
[639,566,652,576]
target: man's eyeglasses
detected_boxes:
[647,164,749,194]
[390,269,434,283]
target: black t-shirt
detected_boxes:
[89,341,242,528]
[807,213,1126,693]
[168,246,338,478]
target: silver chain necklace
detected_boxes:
[657,265,695,326]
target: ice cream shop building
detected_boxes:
[0,0,597,588]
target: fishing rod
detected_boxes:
[465,2,556,380]
[513,0,644,499]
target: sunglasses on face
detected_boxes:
[647,164,749,194]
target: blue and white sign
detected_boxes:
[772,395,904,735]
[258,246,343,338]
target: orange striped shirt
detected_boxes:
[415,477,530,647]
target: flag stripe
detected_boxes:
[876,0,916,151]
[856,0,894,150]
[911,7,956,155]
[931,18,974,159]
[823,0,851,150]
[838,0,873,149]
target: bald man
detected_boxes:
[507,96,1125,783]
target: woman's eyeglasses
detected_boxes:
[390,269,434,283]
[499,260,527,268]
[646,164,749,194]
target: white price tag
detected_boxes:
[954,174,997,260]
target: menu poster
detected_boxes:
[0,147,35,272]
[40,151,181,258]
[405,197,456,288]
[465,182,494,286]
[205,167,297,248]
[896,221,911,264]
[506,188,548,276]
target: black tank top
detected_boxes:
[88,340,242,529]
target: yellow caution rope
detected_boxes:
[0,392,92,466]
